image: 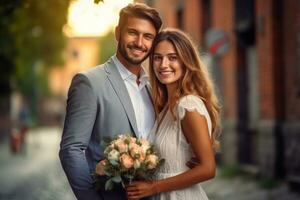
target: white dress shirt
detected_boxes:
[112,55,155,139]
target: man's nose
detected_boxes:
[135,35,143,47]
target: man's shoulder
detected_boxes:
[80,58,114,79]
[81,63,105,77]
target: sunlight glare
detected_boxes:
[64,0,134,37]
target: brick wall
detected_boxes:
[283,0,300,185]
[284,0,300,119]
[49,37,100,97]
[256,0,277,119]
[182,0,202,43]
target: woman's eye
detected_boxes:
[154,56,162,61]
[169,56,177,61]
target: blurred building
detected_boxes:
[139,0,300,187]
[49,37,100,97]
[41,37,100,126]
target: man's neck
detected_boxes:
[116,52,141,77]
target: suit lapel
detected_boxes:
[105,59,139,137]
[145,84,154,108]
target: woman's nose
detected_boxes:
[160,57,169,68]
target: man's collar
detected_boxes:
[112,54,149,83]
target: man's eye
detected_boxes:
[144,35,154,40]
[128,31,136,35]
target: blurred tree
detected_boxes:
[0,1,18,134]
[0,0,71,122]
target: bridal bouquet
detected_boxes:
[98,134,164,190]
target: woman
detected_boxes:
[126,28,221,200]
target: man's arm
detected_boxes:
[59,74,101,200]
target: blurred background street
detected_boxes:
[0,127,299,200]
[0,128,75,200]
[1,0,300,199]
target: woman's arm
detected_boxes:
[126,110,216,199]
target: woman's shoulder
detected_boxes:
[177,94,212,135]
[178,94,206,107]
[177,95,208,119]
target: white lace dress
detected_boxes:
[148,95,212,200]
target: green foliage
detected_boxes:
[0,1,21,96]
[94,0,104,4]
[0,0,71,119]
[105,178,114,191]
[219,165,243,179]
[1,0,70,92]
[258,177,280,190]
[10,0,70,93]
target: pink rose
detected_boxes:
[139,153,146,161]
[114,139,128,153]
[130,137,137,143]
[120,154,134,169]
[130,143,143,159]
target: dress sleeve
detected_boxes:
[177,95,212,136]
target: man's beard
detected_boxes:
[118,42,150,65]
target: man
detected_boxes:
[59,3,162,200]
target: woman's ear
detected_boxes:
[115,26,120,42]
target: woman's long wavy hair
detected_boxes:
[149,28,222,150]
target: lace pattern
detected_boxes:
[177,95,212,136]
[148,95,211,200]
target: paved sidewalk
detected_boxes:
[1,127,299,200]
[0,127,75,200]
[203,170,300,200]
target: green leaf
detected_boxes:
[105,178,114,191]
[104,170,112,176]
[94,0,103,4]
[124,174,134,180]
[112,175,122,183]
[109,160,119,166]
[102,137,112,146]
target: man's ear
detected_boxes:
[115,26,120,42]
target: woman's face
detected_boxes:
[153,40,184,89]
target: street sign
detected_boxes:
[205,29,230,56]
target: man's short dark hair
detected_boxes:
[118,3,162,33]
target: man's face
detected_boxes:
[116,17,156,65]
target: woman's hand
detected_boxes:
[95,160,106,175]
[186,157,200,168]
[126,181,157,200]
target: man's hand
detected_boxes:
[186,157,199,169]
[95,160,106,175]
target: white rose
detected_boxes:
[115,139,128,153]
[140,139,151,153]
[108,149,120,162]
[104,144,114,155]
[146,155,158,169]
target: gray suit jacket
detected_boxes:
[59,57,141,200]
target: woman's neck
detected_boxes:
[166,84,177,104]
